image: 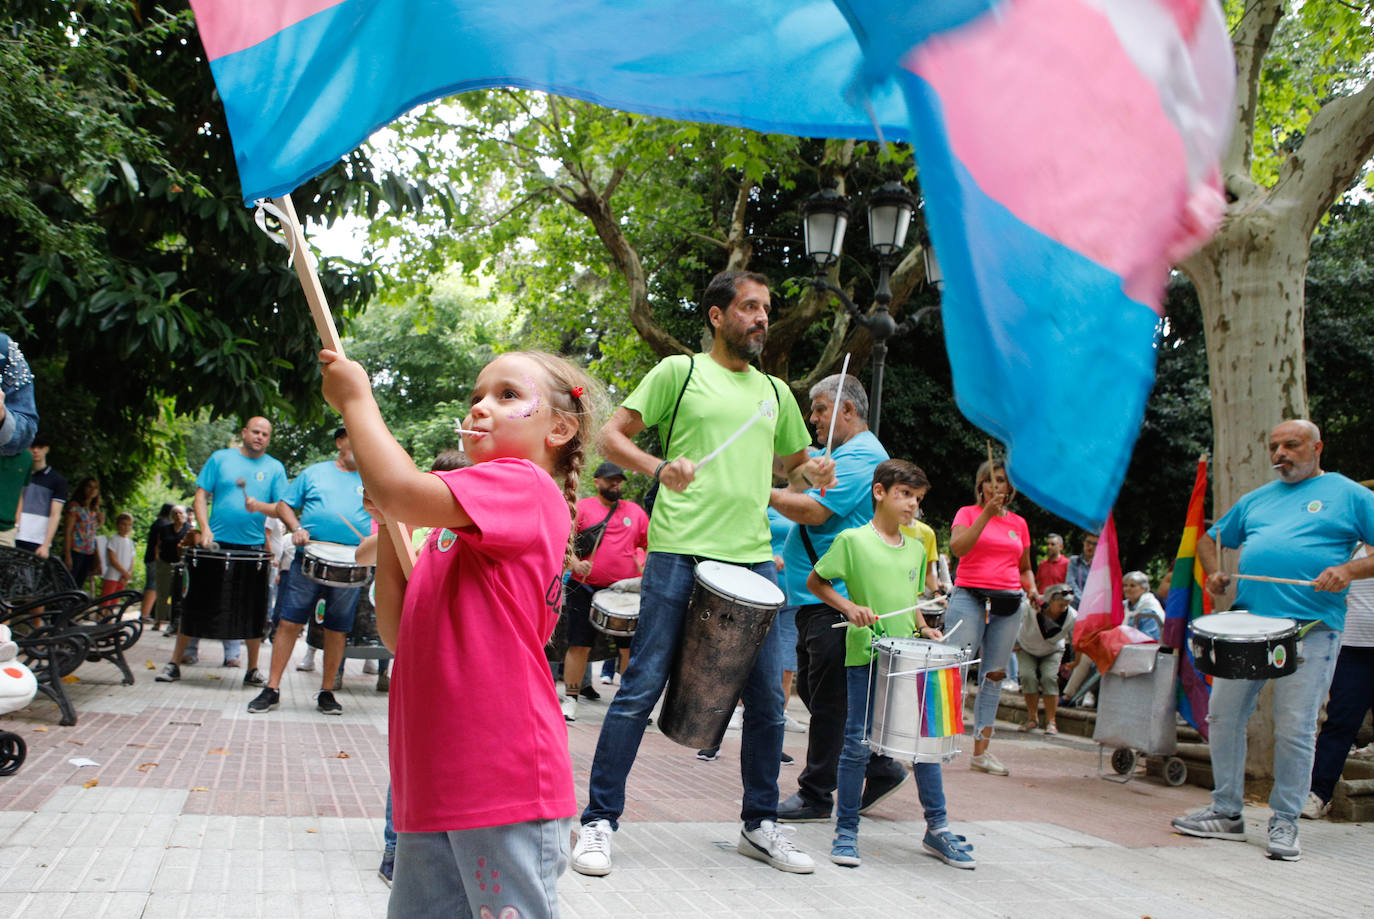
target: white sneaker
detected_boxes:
[571,819,613,876]
[1300,792,1330,820]
[1082,691,1096,709]
[970,752,1009,776]
[362,659,378,674]
[296,650,317,672]
[1352,743,1374,759]
[783,714,807,733]
[728,708,744,731]
[598,674,614,685]
[738,820,815,874]
[561,695,578,723]
[999,679,1020,692]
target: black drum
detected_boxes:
[307,580,393,660]
[1189,611,1300,680]
[180,547,271,640]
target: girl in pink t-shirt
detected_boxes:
[322,348,597,919]
[947,459,1038,778]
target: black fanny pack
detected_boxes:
[963,586,1024,617]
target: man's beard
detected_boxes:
[723,323,766,360]
[598,487,621,502]
[1276,458,1316,483]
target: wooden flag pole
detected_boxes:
[270,194,416,578]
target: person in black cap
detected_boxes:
[559,460,649,722]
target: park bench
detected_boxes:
[0,547,143,725]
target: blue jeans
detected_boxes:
[1310,645,1374,803]
[582,551,785,830]
[384,782,396,856]
[945,587,1021,736]
[388,818,571,919]
[275,551,363,630]
[835,664,945,836]
[1207,626,1341,825]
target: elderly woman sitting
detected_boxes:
[1122,571,1165,641]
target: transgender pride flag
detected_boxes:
[188,0,1233,529]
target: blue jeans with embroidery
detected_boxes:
[582,551,785,830]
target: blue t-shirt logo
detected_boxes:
[1307,500,1323,513]
[356,485,365,495]
[255,471,265,482]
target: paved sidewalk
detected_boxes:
[1,639,1371,918]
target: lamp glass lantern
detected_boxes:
[801,187,851,269]
[866,181,916,257]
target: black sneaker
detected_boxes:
[316,690,343,715]
[243,668,267,687]
[780,751,795,764]
[155,662,181,683]
[860,769,909,814]
[697,747,720,761]
[580,684,601,701]
[777,792,832,823]
[247,688,280,714]
[378,852,395,887]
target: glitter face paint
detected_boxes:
[507,375,542,418]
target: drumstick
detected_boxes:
[335,512,366,540]
[820,354,851,498]
[831,598,948,628]
[696,400,776,469]
[1232,573,1315,586]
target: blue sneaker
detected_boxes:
[378,851,395,886]
[923,828,976,869]
[829,832,861,868]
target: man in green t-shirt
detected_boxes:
[574,270,835,878]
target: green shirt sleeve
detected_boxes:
[770,374,812,458]
[622,355,693,451]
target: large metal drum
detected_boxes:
[180,547,271,640]
[867,637,968,763]
[659,561,784,749]
[1190,611,1299,680]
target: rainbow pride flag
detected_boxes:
[1162,454,1213,738]
[916,665,964,738]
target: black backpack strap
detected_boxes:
[661,354,695,457]
[799,524,819,565]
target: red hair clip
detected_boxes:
[570,386,584,399]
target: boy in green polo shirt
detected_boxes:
[807,459,975,870]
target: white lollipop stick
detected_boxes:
[697,400,775,469]
[823,353,851,458]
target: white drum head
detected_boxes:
[695,560,784,607]
[304,541,359,564]
[1191,611,1296,639]
[877,636,964,665]
[592,591,641,617]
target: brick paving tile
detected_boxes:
[1,652,1372,917]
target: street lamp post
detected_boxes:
[800,180,920,438]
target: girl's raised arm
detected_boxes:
[320,350,473,529]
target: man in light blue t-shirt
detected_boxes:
[768,373,908,823]
[1173,420,1374,862]
[157,417,287,686]
[248,428,370,717]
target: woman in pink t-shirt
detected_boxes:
[947,459,1038,778]
[323,348,598,919]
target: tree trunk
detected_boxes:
[1183,202,1311,781]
